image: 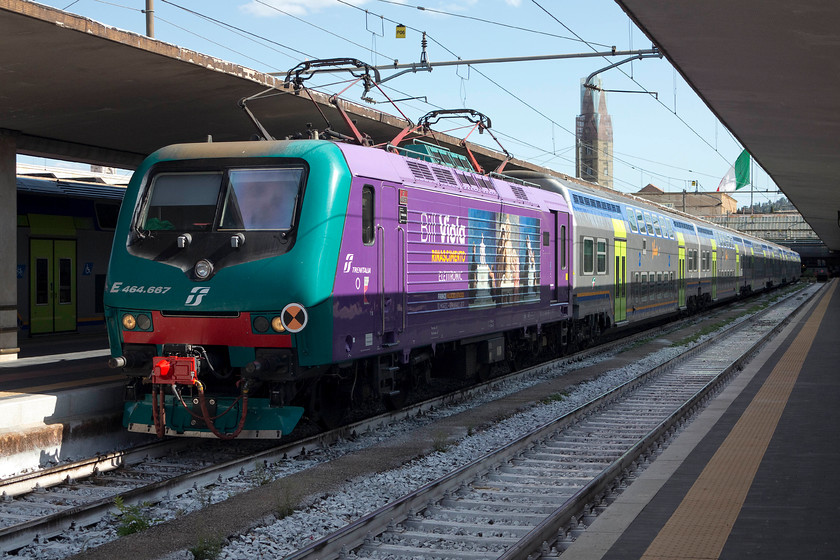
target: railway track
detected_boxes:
[0,344,627,555]
[272,284,818,560]
[0,284,810,557]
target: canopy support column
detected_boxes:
[0,129,19,361]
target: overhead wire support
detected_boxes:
[583,51,663,89]
[374,47,661,85]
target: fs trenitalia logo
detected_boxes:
[185,287,211,306]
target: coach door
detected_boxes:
[30,239,77,334]
[614,239,627,322]
[378,184,405,345]
[553,211,571,303]
[712,243,718,300]
[678,245,686,308]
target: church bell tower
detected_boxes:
[575,76,614,189]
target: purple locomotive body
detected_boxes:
[330,144,572,378]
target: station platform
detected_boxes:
[562,278,840,560]
[0,332,139,477]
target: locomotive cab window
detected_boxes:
[220,168,303,230]
[140,166,306,232]
[142,172,223,231]
[362,185,375,244]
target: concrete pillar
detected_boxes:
[0,129,19,361]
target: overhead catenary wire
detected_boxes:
[340,0,736,192]
[151,0,736,191]
[73,0,770,199]
[160,0,312,62]
[531,0,733,165]
[158,0,441,117]
[529,1,781,203]
[371,0,614,48]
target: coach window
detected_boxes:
[362,185,375,244]
[596,238,607,274]
[641,273,648,301]
[643,212,654,235]
[636,210,645,234]
[583,237,594,274]
[626,208,638,233]
[561,225,567,269]
[652,215,662,237]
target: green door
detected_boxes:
[30,239,76,334]
[614,239,626,322]
[712,249,718,300]
[678,246,686,308]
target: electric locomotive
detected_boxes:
[105,137,576,438]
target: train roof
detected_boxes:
[336,142,569,213]
[379,145,796,260]
[16,175,127,201]
[504,170,796,258]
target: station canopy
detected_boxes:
[617,0,840,250]
[0,1,524,173]
[2,1,839,249]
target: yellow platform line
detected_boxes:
[642,280,837,560]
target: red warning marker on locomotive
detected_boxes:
[281,303,308,333]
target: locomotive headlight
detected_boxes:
[122,313,137,330]
[136,313,152,331]
[194,259,213,280]
[271,316,286,332]
[253,316,270,333]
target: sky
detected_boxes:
[23,0,783,209]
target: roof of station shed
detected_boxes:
[616,0,840,250]
[0,0,535,174]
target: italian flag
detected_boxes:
[717,149,750,192]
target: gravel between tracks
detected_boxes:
[6,288,807,560]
